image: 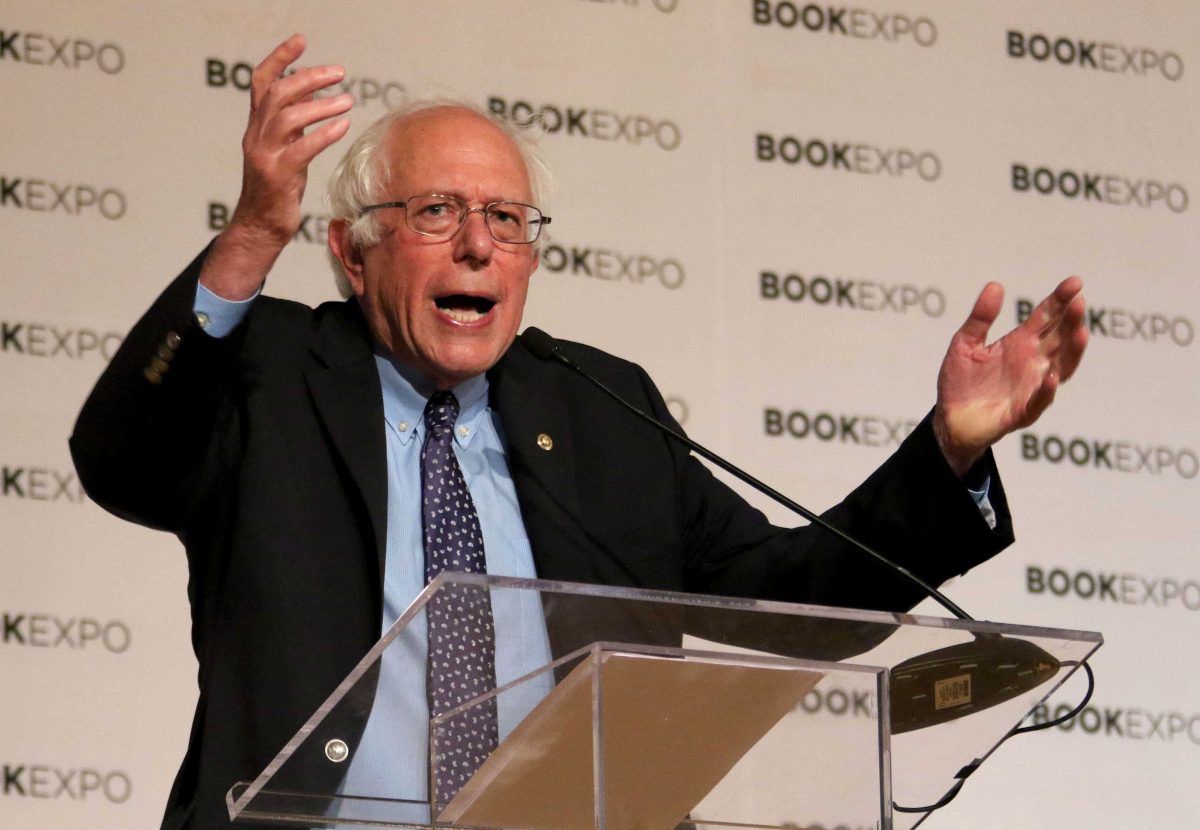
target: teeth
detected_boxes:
[443,307,485,323]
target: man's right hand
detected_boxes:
[200,34,353,300]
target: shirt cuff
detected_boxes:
[967,475,997,530]
[194,282,259,338]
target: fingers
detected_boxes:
[250,34,307,111]
[1030,275,1083,335]
[1020,370,1059,429]
[240,34,353,174]
[1021,278,1086,428]
[282,115,352,171]
[1053,288,1088,383]
[271,90,353,146]
[1031,277,1087,382]
[260,64,347,123]
[250,68,348,153]
[247,34,347,143]
[956,281,1004,347]
[1053,275,1085,305]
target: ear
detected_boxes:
[328,218,366,296]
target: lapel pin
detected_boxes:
[325,739,349,763]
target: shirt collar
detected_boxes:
[374,351,489,449]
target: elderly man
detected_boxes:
[71,34,1085,830]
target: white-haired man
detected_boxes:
[71,34,1086,830]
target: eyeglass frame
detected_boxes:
[357,194,552,244]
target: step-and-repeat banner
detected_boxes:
[3,2,1196,827]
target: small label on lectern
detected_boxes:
[935,674,972,710]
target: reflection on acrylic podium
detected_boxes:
[226,573,1100,830]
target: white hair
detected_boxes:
[325,98,553,298]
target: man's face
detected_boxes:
[339,107,539,389]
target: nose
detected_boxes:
[452,207,495,265]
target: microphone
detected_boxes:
[520,326,566,364]
[519,326,1065,735]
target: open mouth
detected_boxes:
[435,294,496,324]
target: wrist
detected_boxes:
[932,409,985,478]
[199,224,280,301]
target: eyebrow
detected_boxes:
[418,190,530,205]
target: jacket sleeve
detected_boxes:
[69,247,243,533]
[629,365,1016,614]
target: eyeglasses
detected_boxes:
[359,194,551,244]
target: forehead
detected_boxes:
[382,107,532,202]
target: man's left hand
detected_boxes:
[933,277,1088,477]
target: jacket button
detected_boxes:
[150,356,170,373]
[165,331,182,350]
[143,367,163,385]
[537,433,553,451]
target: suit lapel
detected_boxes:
[303,302,389,579]
[302,317,585,586]
[489,341,583,565]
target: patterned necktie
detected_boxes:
[420,391,499,808]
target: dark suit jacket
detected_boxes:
[70,248,1013,830]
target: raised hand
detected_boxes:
[201,34,353,299]
[933,277,1088,476]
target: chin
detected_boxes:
[429,351,500,386]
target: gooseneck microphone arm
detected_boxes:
[520,327,973,622]
[521,327,1097,818]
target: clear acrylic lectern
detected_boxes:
[226,574,1100,830]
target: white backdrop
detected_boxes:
[2,2,1197,828]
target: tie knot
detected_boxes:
[424,391,460,438]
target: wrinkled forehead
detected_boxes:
[382,107,533,203]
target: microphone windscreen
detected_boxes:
[521,327,560,361]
